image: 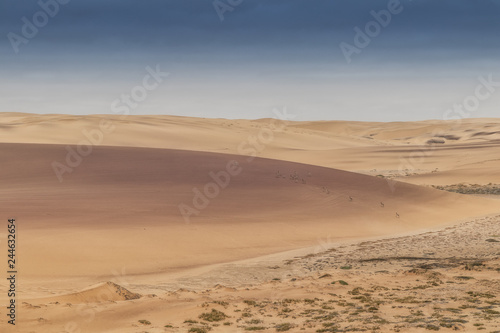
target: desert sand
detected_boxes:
[0,113,500,332]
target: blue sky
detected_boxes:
[1,0,499,121]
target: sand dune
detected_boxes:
[0,141,498,283]
[36,282,141,304]
[1,113,500,332]
[1,113,499,186]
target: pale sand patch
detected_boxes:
[4,214,500,333]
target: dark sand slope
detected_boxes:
[0,143,497,281]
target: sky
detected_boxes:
[1,0,499,121]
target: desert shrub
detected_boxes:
[199,309,227,322]
[276,322,294,331]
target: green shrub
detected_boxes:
[199,309,228,322]
[276,322,294,331]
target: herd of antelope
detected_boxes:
[276,169,401,219]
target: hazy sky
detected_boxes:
[1,0,499,121]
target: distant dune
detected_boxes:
[0,113,499,185]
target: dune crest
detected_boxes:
[39,282,141,304]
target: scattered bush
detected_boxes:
[276,322,294,331]
[199,309,227,322]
